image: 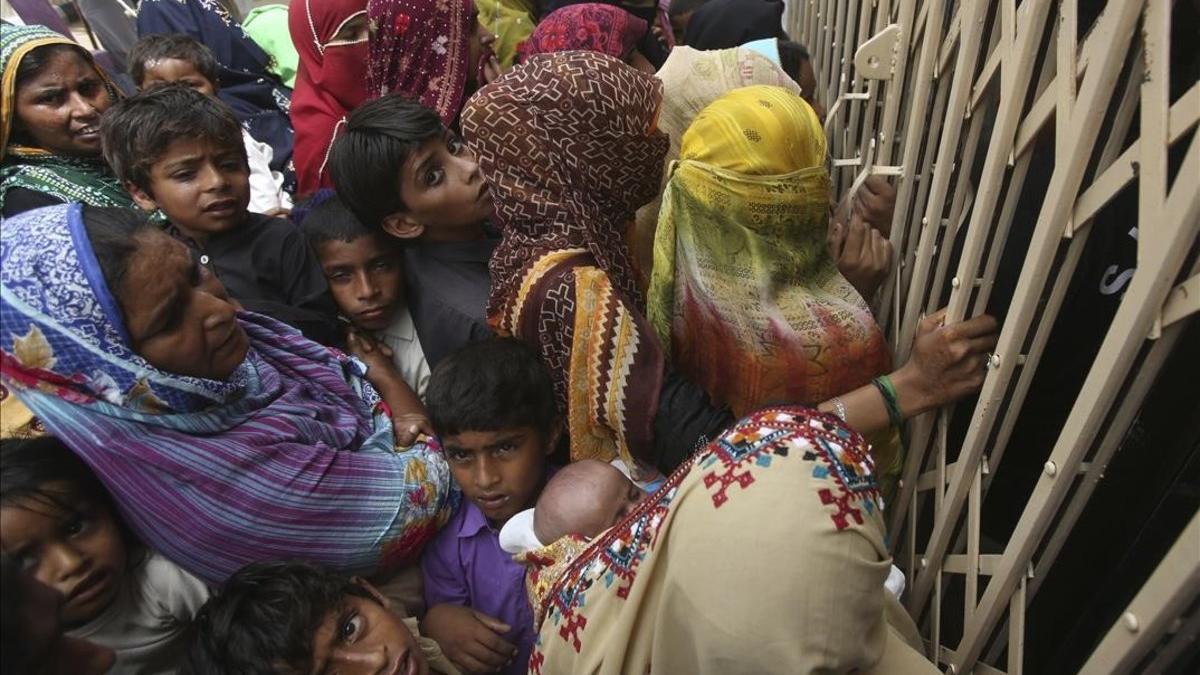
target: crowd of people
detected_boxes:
[0,0,1000,673]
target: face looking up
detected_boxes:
[13,48,111,158]
[441,426,557,526]
[126,137,252,243]
[0,480,127,628]
[137,58,218,97]
[315,234,406,332]
[381,131,494,243]
[118,231,250,381]
[308,579,429,675]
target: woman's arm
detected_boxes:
[818,309,999,435]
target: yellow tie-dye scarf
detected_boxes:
[648,85,890,415]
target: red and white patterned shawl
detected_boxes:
[366,0,474,125]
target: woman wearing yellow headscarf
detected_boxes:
[629,45,801,287]
[647,86,898,480]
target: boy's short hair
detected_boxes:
[185,561,373,675]
[328,94,444,229]
[299,190,384,247]
[426,338,560,439]
[128,33,221,88]
[100,84,247,193]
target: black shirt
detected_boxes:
[402,233,499,367]
[1,187,64,218]
[192,213,341,346]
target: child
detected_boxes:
[185,560,433,675]
[419,338,562,675]
[301,191,432,399]
[100,84,342,347]
[329,94,498,367]
[531,459,649,544]
[1,554,116,675]
[128,34,293,215]
[0,436,209,674]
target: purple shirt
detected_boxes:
[422,501,535,675]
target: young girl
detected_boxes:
[0,436,209,674]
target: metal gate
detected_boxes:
[786,1,1199,672]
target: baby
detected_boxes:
[533,460,649,545]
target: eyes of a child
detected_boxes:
[338,610,364,642]
[420,137,468,188]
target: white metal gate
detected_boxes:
[787,1,1200,672]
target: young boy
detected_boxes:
[128,33,293,215]
[420,338,562,675]
[328,95,498,368]
[185,560,434,675]
[301,192,431,398]
[100,85,340,346]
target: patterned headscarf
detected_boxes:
[0,24,133,211]
[629,45,800,286]
[461,51,668,319]
[367,0,477,125]
[517,4,648,63]
[0,204,454,583]
[647,86,889,414]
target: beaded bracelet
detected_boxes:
[872,375,905,429]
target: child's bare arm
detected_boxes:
[347,331,433,447]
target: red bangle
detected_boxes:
[375,400,393,419]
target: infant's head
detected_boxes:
[533,460,648,544]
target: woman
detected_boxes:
[517,3,655,73]
[540,0,674,66]
[631,44,799,288]
[0,24,133,217]
[138,0,295,188]
[288,0,371,194]
[648,86,887,415]
[366,0,501,126]
[461,51,998,478]
[0,204,455,585]
[519,406,938,673]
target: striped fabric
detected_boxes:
[0,204,456,584]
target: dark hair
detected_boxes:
[426,338,560,438]
[10,42,100,146]
[79,206,159,298]
[300,192,387,248]
[668,0,711,17]
[128,33,221,89]
[14,42,95,89]
[0,554,31,674]
[778,40,811,84]
[100,83,247,192]
[0,435,142,562]
[328,94,444,228]
[185,561,373,675]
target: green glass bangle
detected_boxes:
[872,375,904,429]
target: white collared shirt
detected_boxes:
[378,306,431,399]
